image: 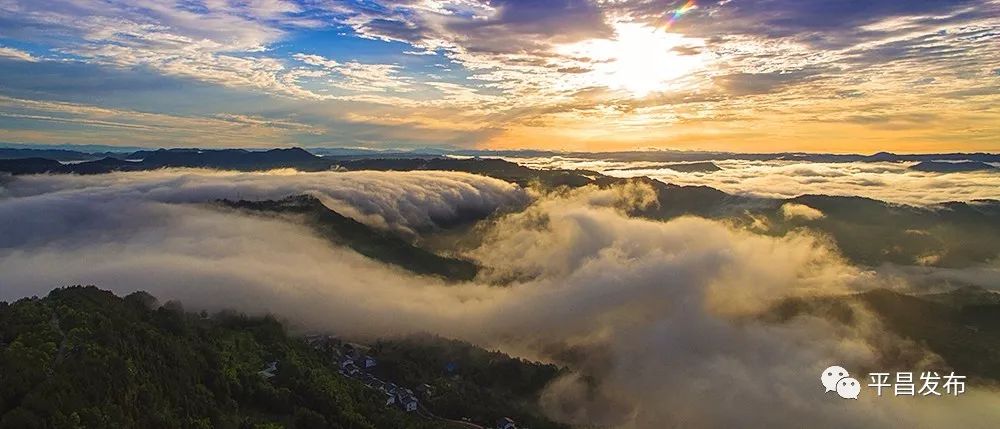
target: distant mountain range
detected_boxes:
[2,145,999,165]
[609,161,722,172]
[0,148,120,161]
[0,148,330,174]
[560,150,1000,164]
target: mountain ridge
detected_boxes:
[217,195,480,282]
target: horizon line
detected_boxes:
[3,142,999,157]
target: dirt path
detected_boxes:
[49,313,68,365]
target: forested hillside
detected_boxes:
[0,287,562,429]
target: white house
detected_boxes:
[339,357,354,370]
[363,355,377,369]
[338,359,360,377]
[496,417,516,429]
[402,397,418,412]
[397,393,419,412]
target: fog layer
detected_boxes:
[508,157,1000,205]
[1,170,998,428]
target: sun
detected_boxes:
[557,22,707,97]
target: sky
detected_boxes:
[0,0,997,153]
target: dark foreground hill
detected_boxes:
[0,287,566,429]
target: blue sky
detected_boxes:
[0,0,997,152]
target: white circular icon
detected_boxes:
[836,377,861,399]
[821,365,849,392]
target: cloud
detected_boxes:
[876,262,1000,290]
[511,157,1000,205]
[335,0,1000,150]
[0,45,39,62]
[0,0,997,150]
[2,172,999,427]
[782,203,826,220]
[0,0,387,101]
[714,68,828,96]
[0,95,323,147]
[293,53,414,93]
[0,169,529,237]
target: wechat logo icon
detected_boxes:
[821,365,860,400]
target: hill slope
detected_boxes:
[765,288,1000,381]
[218,195,480,281]
[0,287,567,429]
[0,286,437,429]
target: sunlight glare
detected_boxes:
[557,22,707,97]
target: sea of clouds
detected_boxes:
[1,169,999,428]
[507,157,1000,205]
[0,168,529,239]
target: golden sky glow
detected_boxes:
[0,0,997,153]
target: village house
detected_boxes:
[397,393,419,412]
[362,355,377,369]
[325,340,423,414]
[339,357,353,369]
[496,417,516,429]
